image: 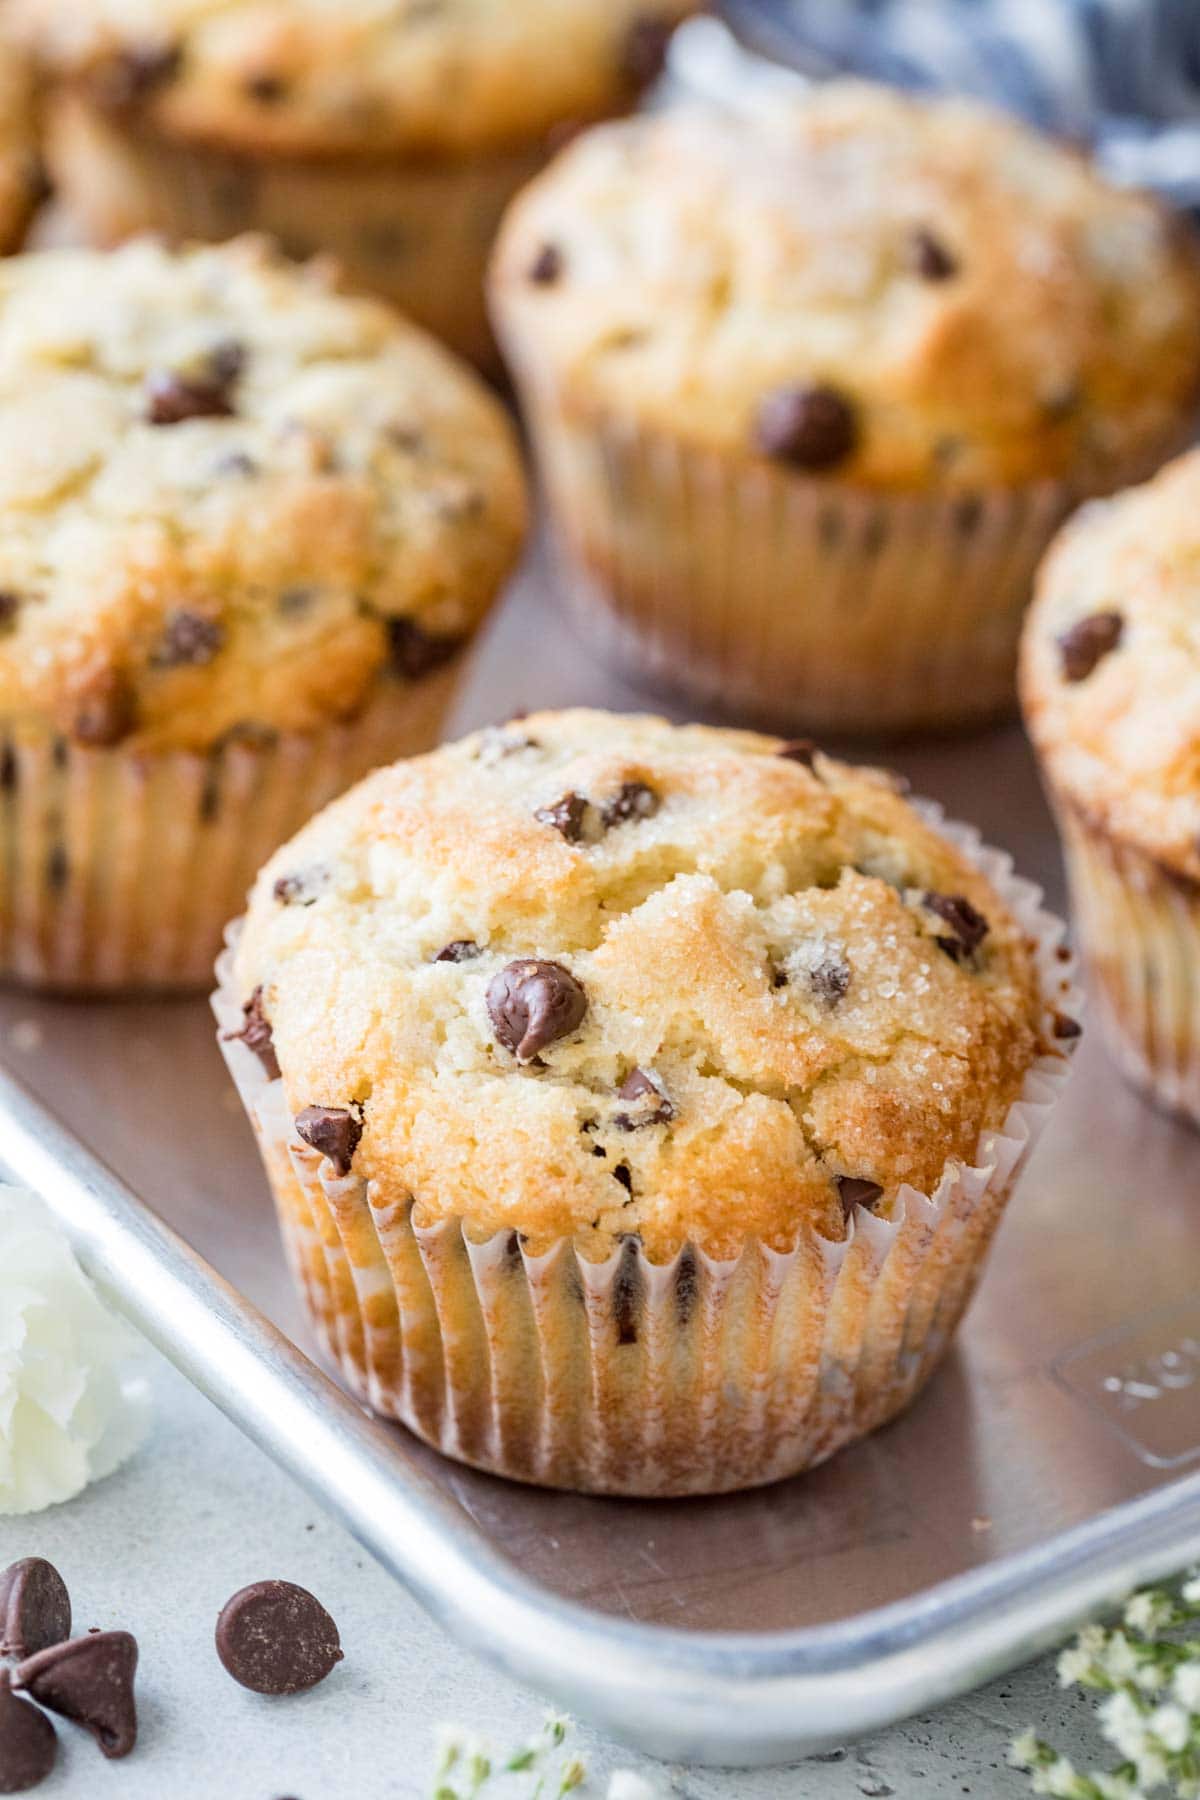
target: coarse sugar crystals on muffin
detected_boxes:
[14,0,701,367]
[491,81,1200,731]
[218,709,1077,1495]
[0,234,526,991]
[1021,447,1200,1125]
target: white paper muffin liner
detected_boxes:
[214,802,1079,1496]
[504,376,1179,735]
[1056,806,1200,1128]
[0,665,459,994]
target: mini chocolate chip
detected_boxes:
[755,384,859,471]
[602,782,659,828]
[245,72,288,104]
[535,792,589,843]
[613,1161,634,1195]
[434,940,481,964]
[385,618,464,680]
[924,892,990,962]
[0,1562,71,1663]
[529,243,563,285]
[151,609,224,669]
[227,986,279,1079]
[771,967,789,989]
[0,1671,56,1792]
[0,594,20,635]
[809,953,851,1006]
[72,672,135,747]
[94,43,182,108]
[1052,1011,1083,1041]
[777,739,818,767]
[215,1581,341,1696]
[14,1631,137,1760]
[273,867,326,907]
[622,14,673,86]
[836,1176,884,1219]
[145,369,236,426]
[1057,611,1124,683]
[294,1107,362,1179]
[614,1068,674,1130]
[909,228,958,280]
[487,960,587,1063]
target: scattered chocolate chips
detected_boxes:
[1057,611,1124,683]
[622,14,673,86]
[777,739,818,768]
[294,1107,362,1179]
[614,1069,674,1130]
[0,1563,70,1663]
[836,1176,884,1219]
[535,792,589,843]
[923,892,990,963]
[602,782,659,828]
[754,384,859,471]
[227,985,280,1079]
[909,228,958,281]
[0,1670,56,1794]
[150,610,224,669]
[0,594,20,637]
[215,1581,342,1697]
[1052,1011,1083,1041]
[487,960,588,1064]
[145,369,237,427]
[529,243,563,285]
[434,939,481,964]
[13,1631,138,1761]
[808,953,851,1006]
[72,672,135,748]
[385,618,464,680]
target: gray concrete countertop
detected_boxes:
[0,1352,1108,1800]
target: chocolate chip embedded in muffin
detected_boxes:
[487,960,588,1063]
[807,951,851,1006]
[227,985,279,1078]
[144,367,237,426]
[621,15,674,87]
[614,1068,674,1129]
[273,867,328,907]
[602,781,659,827]
[150,610,224,669]
[1052,1011,1083,1041]
[13,1631,138,1761]
[244,72,288,106]
[777,739,818,768]
[836,1175,884,1218]
[908,227,958,281]
[385,617,465,680]
[434,939,482,963]
[1057,611,1124,682]
[754,384,859,471]
[215,1581,342,1697]
[528,243,563,286]
[294,1106,363,1178]
[535,792,591,843]
[923,892,990,962]
[72,672,135,747]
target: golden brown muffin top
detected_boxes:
[14,0,700,159]
[232,709,1061,1263]
[0,236,526,754]
[1021,448,1200,883]
[491,83,1200,492]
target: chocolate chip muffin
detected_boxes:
[0,234,526,991]
[0,33,44,253]
[216,709,1077,1495]
[14,0,700,368]
[491,82,1200,732]
[1022,448,1200,1126]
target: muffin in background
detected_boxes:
[0,234,526,992]
[13,0,700,368]
[0,32,45,253]
[217,709,1077,1496]
[1022,450,1200,1127]
[491,83,1200,734]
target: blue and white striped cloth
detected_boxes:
[719,0,1200,207]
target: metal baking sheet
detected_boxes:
[2,554,1199,1769]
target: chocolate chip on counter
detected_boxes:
[535,792,589,843]
[294,1107,362,1179]
[622,14,673,86]
[777,739,818,767]
[836,1176,884,1219]
[0,1563,70,1664]
[808,953,851,1006]
[1052,1011,1083,1041]
[528,243,563,285]
[614,1068,674,1130]
[0,1671,56,1793]
[13,1631,138,1761]
[0,594,20,636]
[385,618,464,681]
[145,369,237,427]
[602,782,659,828]
[923,892,990,963]
[72,672,135,747]
[1057,611,1124,683]
[487,960,588,1064]
[227,985,280,1079]
[433,939,482,964]
[754,384,859,471]
[215,1582,342,1697]
[150,610,224,669]
[908,228,958,281]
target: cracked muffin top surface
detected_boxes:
[15,0,700,159]
[232,709,1060,1262]
[491,83,1200,492]
[1021,448,1200,883]
[0,235,526,753]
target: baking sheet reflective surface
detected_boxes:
[2,555,1198,1643]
